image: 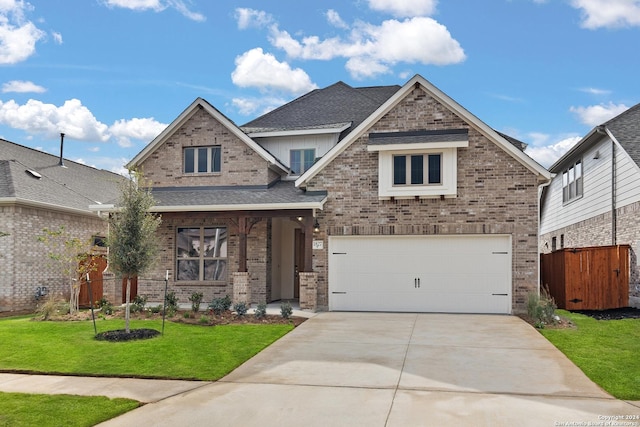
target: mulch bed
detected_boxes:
[571,307,640,320]
[95,328,161,342]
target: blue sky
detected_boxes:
[1,0,639,174]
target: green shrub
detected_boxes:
[527,286,558,329]
[188,292,204,313]
[280,301,293,319]
[254,303,267,319]
[34,295,68,320]
[164,292,179,317]
[150,304,162,314]
[233,302,248,317]
[96,297,114,315]
[199,315,209,324]
[209,295,232,316]
[130,294,148,313]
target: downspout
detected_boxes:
[611,139,617,245]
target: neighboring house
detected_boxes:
[540,103,640,307]
[0,139,122,312]
[125,74,550,314]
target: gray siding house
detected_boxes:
[125,74,551,314]
[540,103,640,307]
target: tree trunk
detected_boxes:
[125,277,131,333]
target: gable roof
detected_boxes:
[296,74,551,187]
[0,139,123,215]
[548,101,640,173]
[241,82,400,138]
[127,98,288,173]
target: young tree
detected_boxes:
[37,226,95,314]
[107,169,161,333]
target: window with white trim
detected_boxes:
[562,160,582,203]
[290,149,315,175]
[184,146,221,174]
[393,154,442,186]
[177,227,227,281]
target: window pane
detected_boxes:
[393,155,406,185]
[568,166,574,183]
[428,154,442,184]
[290,150,301,174]
[184,148,194,173]
[576,177,583,197]
[211,146,221,172]
[410,155,424,185]
[177,228,201,257]
[575,161,582,178]
[177,260,199,281]
[562,171,568,187]
[203,227,227,257]
[204,260,227,281]
[197,148,208,173]
[303,149,315,172]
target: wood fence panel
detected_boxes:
[540,245,629,310]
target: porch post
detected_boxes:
[238,215,247,273]
[303,216,313,272]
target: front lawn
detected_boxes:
[0,316,293,380]
[540,310,640,400]
[0,392,139,427]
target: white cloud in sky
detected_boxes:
[231,96,288,117]
[235,8,273,29]
[525,135,582,167]
[2,80,46,93]
[326,9,348,29]
[579,87,611,96]
[231,47,318,95]
[571,0,640,28]
[269,17,464,79]
[103,0,205,22]
[570,102,628,126]
[0,98,167,147]
[51,31,62,44]
[367,0,437,17]
[0,0,46,64]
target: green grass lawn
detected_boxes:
[540,310,640,400]
[0,392,139,427]
[0,316,293,380]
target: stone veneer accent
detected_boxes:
[540,199,640,301]
[303,87,541,313]
[232,272,251,304]
[299,272,318,311]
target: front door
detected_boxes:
[293,228,305,299]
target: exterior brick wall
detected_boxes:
[540,200,640,300]
[140,108,274,188]
[305,87,541,313]
[0,205,107,312]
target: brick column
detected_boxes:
[299,272,318,311]
[102,272,116,304]
[232,272,251,305]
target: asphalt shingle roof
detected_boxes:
[368,129,468,146]
[605,102,640,166]
[0,139,123,212]
[150,180,327,210]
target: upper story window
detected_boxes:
[177,226,227,281]
[562,160,582,203]
[393,154,442,186]
[184,146,221,174]
[290,149,315,175]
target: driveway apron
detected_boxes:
[99,312,640,426]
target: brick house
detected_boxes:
[0,139,122,312]
[126,74,550,314]
[540,103,640,307]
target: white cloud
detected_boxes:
[368,0,437,17]
[231,96,288,117]
[2,80,46,93]
[103,0,205,22]
[569,102,628,126]
[525,135,582,167]
[571,0,640,29]
[579,87,611,96]
[235,8,273,29]
[231,48,318,95]
[109,117,167,147]
[51,31,62,44]
[0,1,46,64]
[326,9,348,29]
[269,17,465,79]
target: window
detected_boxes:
[176,227,227,281]
[551,237,557,252]
[184,146,221,174]
[290,149,315,175]
[393,154,442,186]
[562,160,582,203]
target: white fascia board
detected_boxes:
[247,123,351,138]
[0,197,101,217]
[367,140,469,152]
[149,199,327,213]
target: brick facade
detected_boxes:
[0,205,107,312]
[305,87,541,313]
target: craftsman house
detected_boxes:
[126,74,551,314]
[0,139,122,312]
[540,103,640,307]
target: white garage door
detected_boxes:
[328,235,512,314]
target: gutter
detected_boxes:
[0,197,101,217]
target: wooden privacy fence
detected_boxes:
[540,245,630,310]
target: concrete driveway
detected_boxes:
[100,312,640,426]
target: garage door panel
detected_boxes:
[328,235,511,314]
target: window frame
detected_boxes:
[176,226,228,282]
[183,146,222,174]
[289,148,316,175]
[562,159,583,204]
[392,153,442,186]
